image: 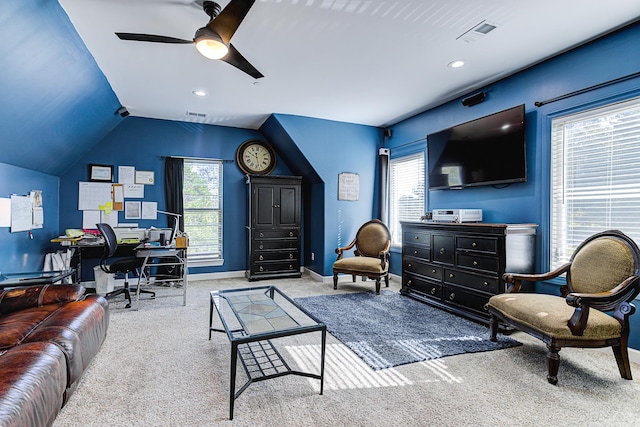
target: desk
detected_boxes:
[134,244,187,310]
[62,243,139,283]
[0,270,75,289]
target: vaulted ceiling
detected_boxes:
[59,0,640,129]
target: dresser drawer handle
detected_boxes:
[439,248,446,255]
[449,273,454,278]
[449,293,455,301]
[473,260,478,266]
[408,263,412,268]
[472,242,477,248]
[407,279,412,286]
[259,232,264,238]
[259,255,264,260]
[289,265,294,270]
[414,250,419,255]
[483,281,490,287]
[415,236,420,240]
[431,287,437,295]
[289,253,294,259]
[259,245,264,250]
[259,266,264,272]
[289,231,294,237]
[432,269,437,274]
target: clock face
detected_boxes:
[237,140,276,175]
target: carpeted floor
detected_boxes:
[53,275,640,426]
[295,290,520,370]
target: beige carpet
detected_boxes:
[54,276,640,426]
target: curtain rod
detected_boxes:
[161,155,234,163]
[535,71,640,107]
[388,136,427,152]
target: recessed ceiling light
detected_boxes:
[448,60,465,68]
[192,90,207,97]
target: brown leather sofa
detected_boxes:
[0,284,109,427]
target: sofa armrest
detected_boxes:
[0,285,85,315]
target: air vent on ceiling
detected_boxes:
[186,111,207,118]
[457,20,498,43]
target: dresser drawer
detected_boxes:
[403,230,430,246]
[254,229,299,239]
[444,268,499,294]
[457,253,499,274]
[456,236,497,254]
[403,244,431,260]
[443,285,491,315]
[403,257,442,281]
[432,235,455,264]
[404,273,442,300]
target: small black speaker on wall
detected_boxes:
[462,92,486,107]
[383,128,392,138]
[117,106,130,117]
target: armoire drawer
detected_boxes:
[253,239,298,250]
[253,229,299,239]
[252,250,297,262]
[251,260,300,274]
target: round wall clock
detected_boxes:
[236,139,276,175]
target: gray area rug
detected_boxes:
[296,290,520,370]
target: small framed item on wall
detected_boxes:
[135,170,155,185]
[89,164,114,182]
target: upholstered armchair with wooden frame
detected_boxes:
[487,230,640,385]
[333,219,391,295]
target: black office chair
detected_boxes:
[96,223,155,308]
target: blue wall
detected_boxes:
[1,0,122,176]
[0,163,60,272]
[266,115,383,276]
[386,22,640,279]
[59,117,279,275]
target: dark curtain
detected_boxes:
[378,150,389,224]
[164,157,184,231]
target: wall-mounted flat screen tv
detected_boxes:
[427,104,526,190]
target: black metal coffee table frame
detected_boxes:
[209,285,326,420]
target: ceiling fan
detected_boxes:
[115,0,263,79]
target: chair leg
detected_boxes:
[333,274,338,290]
[384,274,389,288]
[352,274,356,283]
[489,314,499,342]
[612,337,633,380]
[375,278,381,295]
[546,344,561,385]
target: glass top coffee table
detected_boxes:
[209,285,326,420]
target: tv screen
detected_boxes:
[427,104,526,190]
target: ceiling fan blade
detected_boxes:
[116,33,193,44]
[221,44,263,79]
[207,0,256,45]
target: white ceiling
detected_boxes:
[60,0,640,130]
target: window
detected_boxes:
[183,159,223,266]
[550,97,640,269]
[389,152,425,245]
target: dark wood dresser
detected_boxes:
[245,175,302,281]
[400,221,536,323]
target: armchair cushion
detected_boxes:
[489,293,621,341]
[571,236,636,294]
[333,256,388,275]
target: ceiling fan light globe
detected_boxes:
[194,27,228,59]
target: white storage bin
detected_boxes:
[93,266,115,295]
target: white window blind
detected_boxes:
[389,152,425,245]
[550,97,640,269]
[183,159,223,265]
